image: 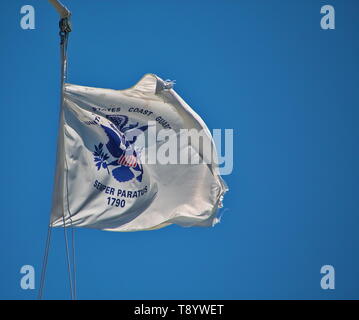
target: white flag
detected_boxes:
[50,74,227,231]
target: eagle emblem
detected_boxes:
[93,115,148,183]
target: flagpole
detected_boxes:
[48,0,71,18]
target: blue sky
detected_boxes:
[0,0,358,299]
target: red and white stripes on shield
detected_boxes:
[118,154,137,167]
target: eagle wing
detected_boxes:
[100,124,123,158]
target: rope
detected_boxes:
[59,17,77,301]
[37,16,72,301]
[62,215,74,300]
[38,6,75,301]
[70,221,77,300]
[37,224,53,300]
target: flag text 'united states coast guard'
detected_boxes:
[50,74,228,231]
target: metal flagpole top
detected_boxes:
[49,0,72,38]
[48,0,71,19]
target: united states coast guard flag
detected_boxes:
[50,74,228,231]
